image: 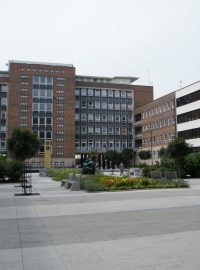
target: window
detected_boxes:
[102,102,107,109]
[95,101,100,109]
[121,91,126,98]
[81,88,87,96]
[40,118,45,125]
[109,127,113,134]
[109,140,114,149]
[88,140,93,150]
[88,127,93,134]
[108,114,113,122]
[108,102,113,110]
[81,101,86,108]
[81,126,87,133]
[95,89,100,97]
[75,113,79,120]
[102,127,107,134]
[102,142,107,150]
[1,98,7,106]
[128,115,132,122]
[127,91,132,98]
[115,115,120,122]
[88,114,93,121]
[88,89,93,96]
[81,114,87,121]
[95,127,100,134]
[95,114,100,122]
[115,103,120,110]
[121,103,126,110]
[121,115,126,123]
[102,89,107,97]
[115,127,120,134]
[88,101,93,109]
[115,90,120,98]
[115,141,120,150]
[108,90,113,97]
[102,114,107,122]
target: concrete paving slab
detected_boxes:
[0,174,200,269]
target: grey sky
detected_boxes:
[1,0,200,98]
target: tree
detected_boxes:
[105,150,120,168]
[139,150,151,160]
[121,148,134,168]
[7,128,40,161]
[166,137,192,177]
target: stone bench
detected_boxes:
[164,171,177,180]
[150,171,163,179]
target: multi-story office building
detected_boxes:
[0,71,9,155]
[1,60,153,167]
[134,92,176,164]
[75,76,153,165]
[7,61,75,167]
[176,81,200,151]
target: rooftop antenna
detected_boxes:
[148,67,150,85]
[179,80,183,88]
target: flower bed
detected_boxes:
[80,174,189,192]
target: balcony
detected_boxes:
[134,120,142,126]
[135,133,142,138]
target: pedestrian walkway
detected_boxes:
[1,174,200,269]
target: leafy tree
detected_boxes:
[88,150,98,164]
[139,150,151,160]
[184,152,200,178]
[158,147,167,158]
[166,137,192,177]
[105,150,120,168]
[121,148,134,168]
[7,128,40,161]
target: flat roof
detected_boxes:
[9,60,73,68]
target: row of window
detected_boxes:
[75,113,132,122]
[142,100,175,119]
[21,67,66,74]
[76,126,132,135]
[75,88,132,98]
[143,117,175,131]
[178,128,200,140]
[76,100,132,110]
[143,133,175,145]
[75,140,132,151]
[177,89,200,107]
[33,89,53,99]
[32,103,52,112]
[177,108,200,124]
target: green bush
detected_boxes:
[184,153,200,177]
[0,158,22,182]
[6,160,22,182]
[48,168,80,181]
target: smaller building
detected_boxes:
[176,81,200,151]
[134,92,176,164]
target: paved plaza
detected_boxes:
[1,174,200,269]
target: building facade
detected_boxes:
[75,76,153,165]
[134,92,176,164]
[7,61,75,167]
[0,71,9,155]
[176,81,200,150]
[1,60,153,167]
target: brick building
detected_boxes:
[1,60,153,167]
[134,92,176,164]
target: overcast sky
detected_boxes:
[1,0,200,98]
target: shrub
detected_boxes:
[6,160,22,182]
[48,168,80,181]
[184,153,200,178]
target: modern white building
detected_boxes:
[176,81,200,150]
